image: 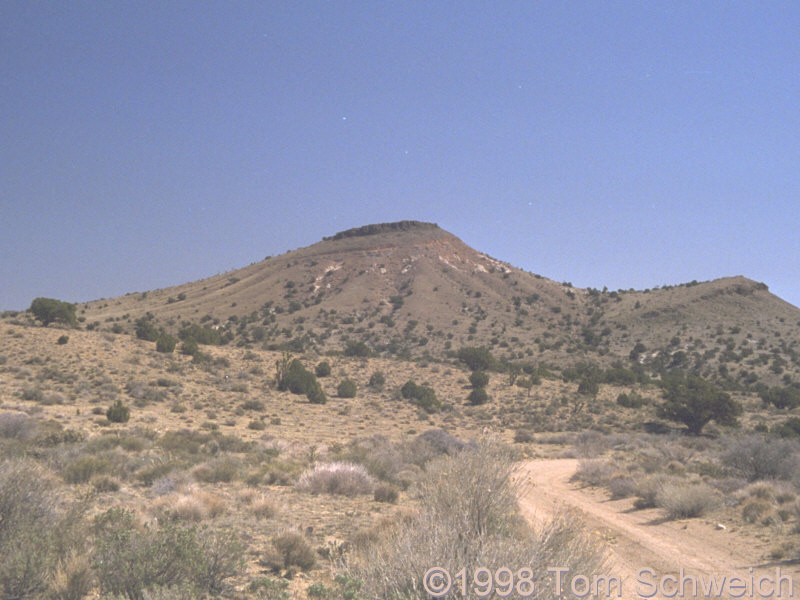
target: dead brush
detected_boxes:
[345,442,605,600]
[296,461,375,496]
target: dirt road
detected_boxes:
[516,459,796,599]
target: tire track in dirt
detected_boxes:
[516,459,796,599]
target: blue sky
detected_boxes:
[2,2,799,310]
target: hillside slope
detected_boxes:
[78,221,800,387]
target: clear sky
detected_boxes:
[2,2,799,311]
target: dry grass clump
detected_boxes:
[571,458,616,488]
[244,492,281,519]
[633,474,675,509]
[607,473,637,499]
[742,499,774,524]
[296,462,376,496]
[0,411,36,440]
[721,436,800,481]
[373,482,399,503]
[153,489,226,522]
[263,531,316,575]
[655,480,721,520]
[192,456,239,483]
[345,443,605,600]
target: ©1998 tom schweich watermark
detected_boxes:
[423,566,796,598]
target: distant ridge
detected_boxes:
[324,220,439,241]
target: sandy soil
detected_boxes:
[516,459,800,599]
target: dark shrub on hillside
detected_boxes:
[135,317,159,341]
[617,392,645,408]
[658,374,741,435]
[401,380,420,400]
[29,297,77,327]
[456,346,497,371]
[369,371,385,390]
[180,338,199,356]
[469,370,490,388]
[155,334,177,353]
[106,400,130,423]
[282,360,317,395]
[467,387,489,406]
[760,386,800,409]
[56,334,69,345]
[774,417,800,438]
[337,379,357,398]
[315,361,331,377]
[178,324,222,345]
[344,340,371,357]
[400,381,440,413]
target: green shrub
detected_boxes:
[658,373,741,435]
[241,399,265,411]
[0,460,85,599]
[106,400,130,423]
[29,297,77,327]
[400,380,420,400]
[344,340,371,357]
[368,371,385,390]
[347,443,603,599]
[57,334,69,345]
[314,361,331,377]
[400,380,440,412]
[93,508,240,599]
[456,346,497,371]
[617,392,645,408]
[306,384,327,404]
[156,335,177,353]
[64,455,111,484]
[467,387,489,406]
[469,370,490,388]
[180,338,199,356]
[134,317,160,341]
[774,417,800,438]
[178,323,223,345]
[281,360,315,395]
[337,379,357,398]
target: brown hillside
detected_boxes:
[79,221,800,386]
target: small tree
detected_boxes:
[658,374,742,435]
[29,297,77,327]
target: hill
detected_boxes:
[74,220,800,389]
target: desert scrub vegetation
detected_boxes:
[344,442,604,600]
[399,379,440,413]
[567,431,800,528]
[296,461,376,496]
